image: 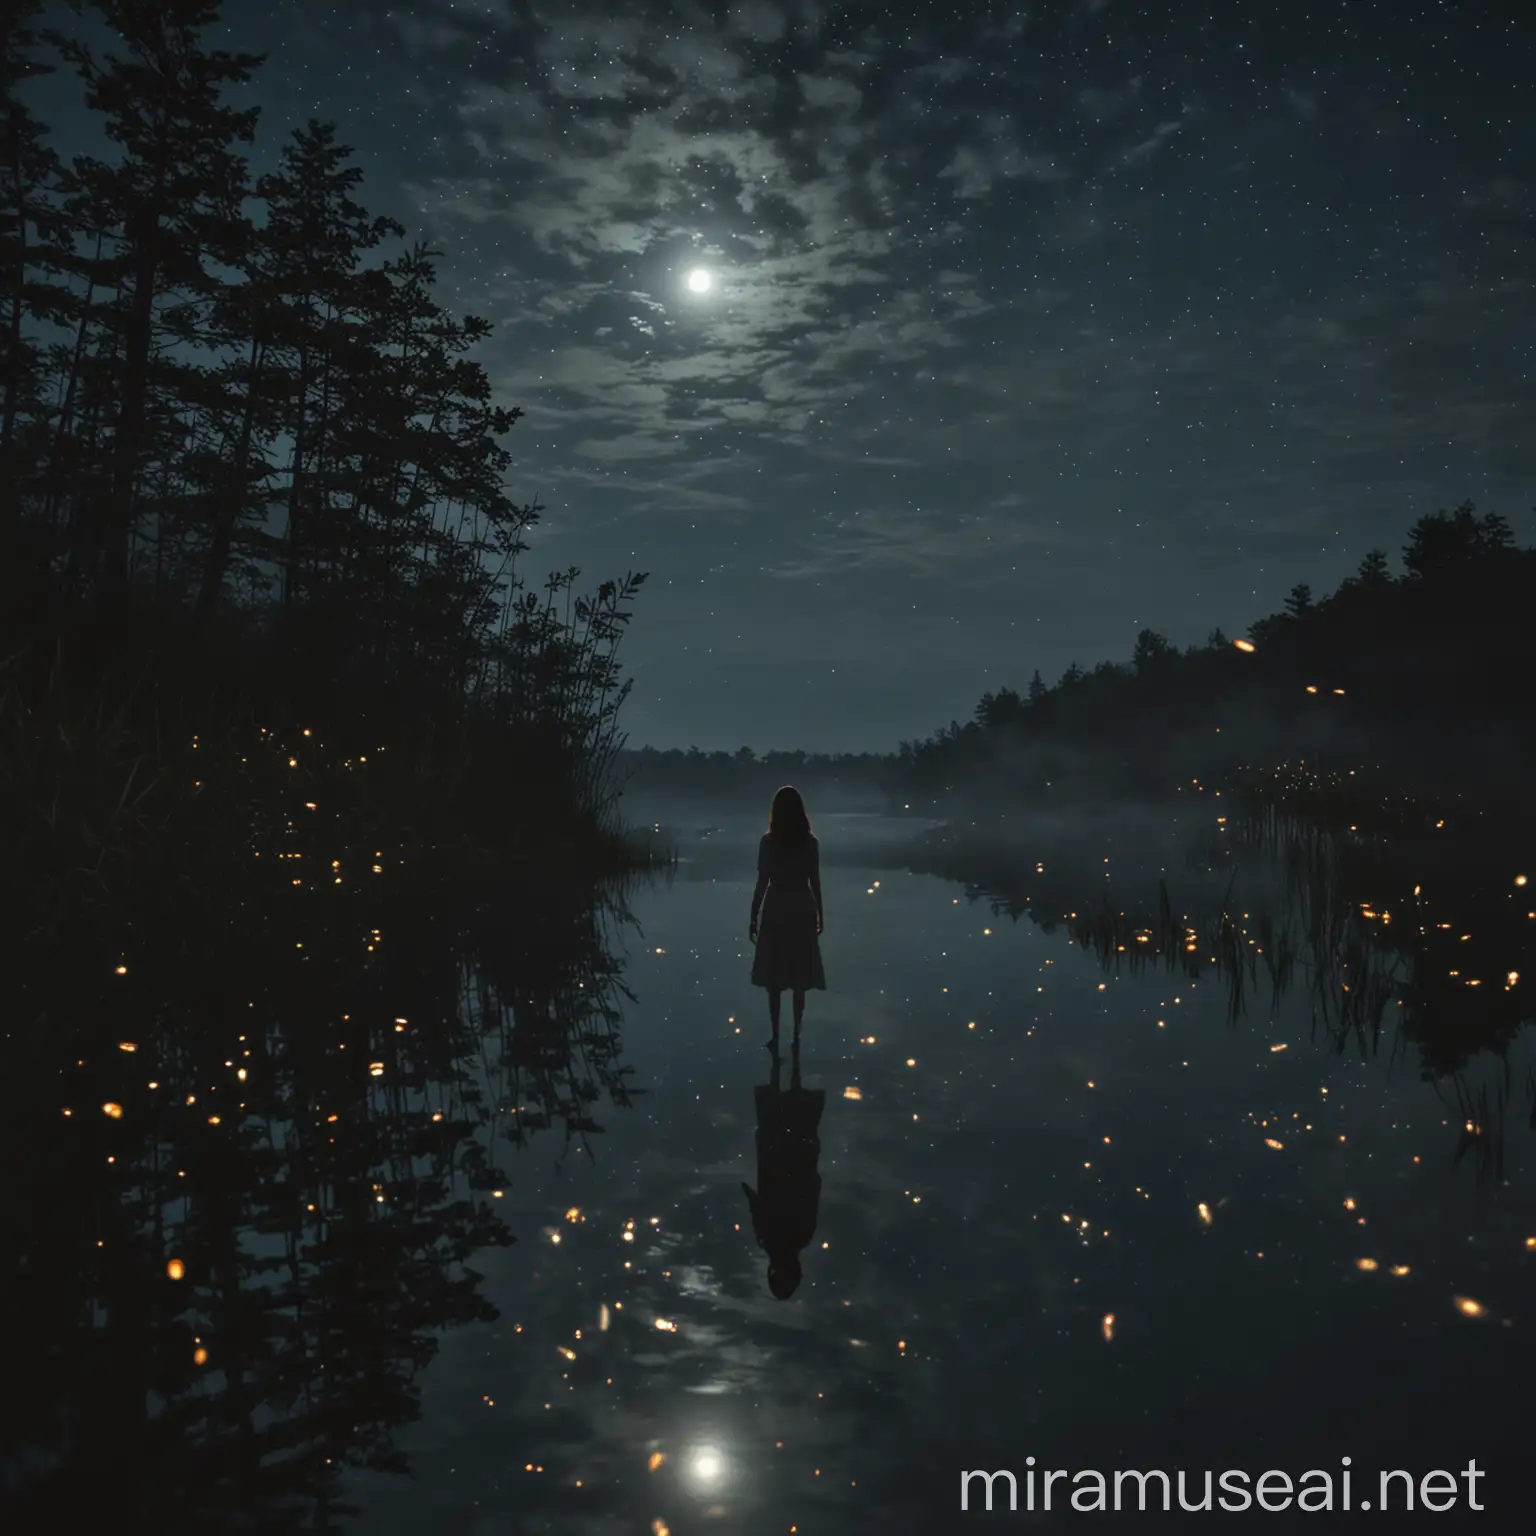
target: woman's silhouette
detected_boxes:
[741,1045,825,1299]
[748,785,825,1051]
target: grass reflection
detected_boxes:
[1,720,650,1527]
[901,768,1535,1183]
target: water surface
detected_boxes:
[343,810,1536,1533]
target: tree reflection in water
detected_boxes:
[906,776,1536,1185]
[1,768,642,1529]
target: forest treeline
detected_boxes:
[2,0,645,894]
[618,744,891,803]
[890,503,1535,811]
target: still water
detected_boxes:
[341,811,1535,1533]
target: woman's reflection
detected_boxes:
[741,1044,826,1299]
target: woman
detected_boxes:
[749,785,825,1051]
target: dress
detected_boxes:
[750,832,826,990]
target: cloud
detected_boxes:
[386,0,1062,484]
[1120,115,1187,165]
[940,116,1071,199]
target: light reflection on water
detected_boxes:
[346,813,1536,1534]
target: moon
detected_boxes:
[689,1446,725,1485]
[686,267,713,294]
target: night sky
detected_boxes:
[45,0,1536,749]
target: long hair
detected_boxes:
[768,784,812,847]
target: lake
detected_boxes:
[335,807,1536,1534]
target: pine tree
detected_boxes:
[1283,582,1313,618]
[252,120,405,614]
[192,121,407,622]
[0,0,77,544]
[46,0,263,599]
[1402,500,1515,580]
[1354,548,1390,586]
[1132,627,1173,672]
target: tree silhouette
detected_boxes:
[1132,627,1174,673]
[1353,547,1391,586]
[3,0,648,836]
[1,0,74,538]
[255,121,405,614]
[1402,499,1515,580]
[1283,582,1313,618]
[44,0,264,602]
[975,685,1025,730]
